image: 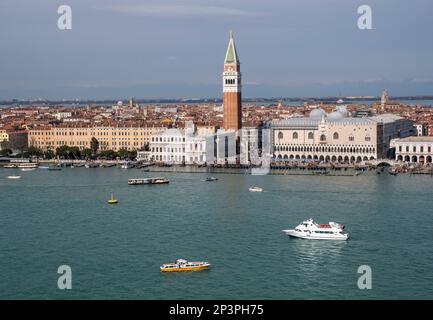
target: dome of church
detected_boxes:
[335,105,349,116]
[328,111,344,119]
[309,108,327,119]
[328,105,349,119]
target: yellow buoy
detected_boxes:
[107,193,118,204]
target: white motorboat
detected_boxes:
[7,175,21,179]
[204,177,218,182]
[21,168,35,171]
[121,162,134,169]
[283,218,349,241]
[249,186,263,192]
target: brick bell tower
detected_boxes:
[223,30,242,131]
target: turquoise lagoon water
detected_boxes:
[0,167,432,299]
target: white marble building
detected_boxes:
[149,123,237,165]
[391,136,433,163]
[150,128,185,164]
[270,107,414,163]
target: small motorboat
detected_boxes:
[120,162,134,169]
[107,193,118,205]
[7,175,21,179]
[48,165,62,171]
[21,168,35,171]
[313,170,330,175]
[204,176,218,182]
[160,259,210,272]
[152,177,170,184]
[388,168,398,175]
[249,186,263,192]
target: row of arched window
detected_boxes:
[225,79,237,85]
[278,131,371,142]
[274,145,375,154]
[274,154,376,163]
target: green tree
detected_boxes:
[118,148,129,160]
[26,146,43,158]
[68,146,81,159]
[56,145,70,158]
[44,149,55,159]
[99,150,118,160]
[128,150,137,160]
[82,148,92,159]
[90,137,99,157]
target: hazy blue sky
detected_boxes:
[0,0,432,99]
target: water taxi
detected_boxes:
[249,186,263,192]
[388,168,398,175]
[107,194,118,205]
[283,218,349,241]
[204,176,218,182]
[7,175,21,179]
[121,162,134,169]
[160,259,210,272]
[152,178,169,184]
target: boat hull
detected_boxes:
[283,229,349,241]
[160,265,210,272]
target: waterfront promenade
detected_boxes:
[1,158,431,175]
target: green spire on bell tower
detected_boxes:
[224,30,239,64]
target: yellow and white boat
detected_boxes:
[107,193,118,205]
[160,259,210,272]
